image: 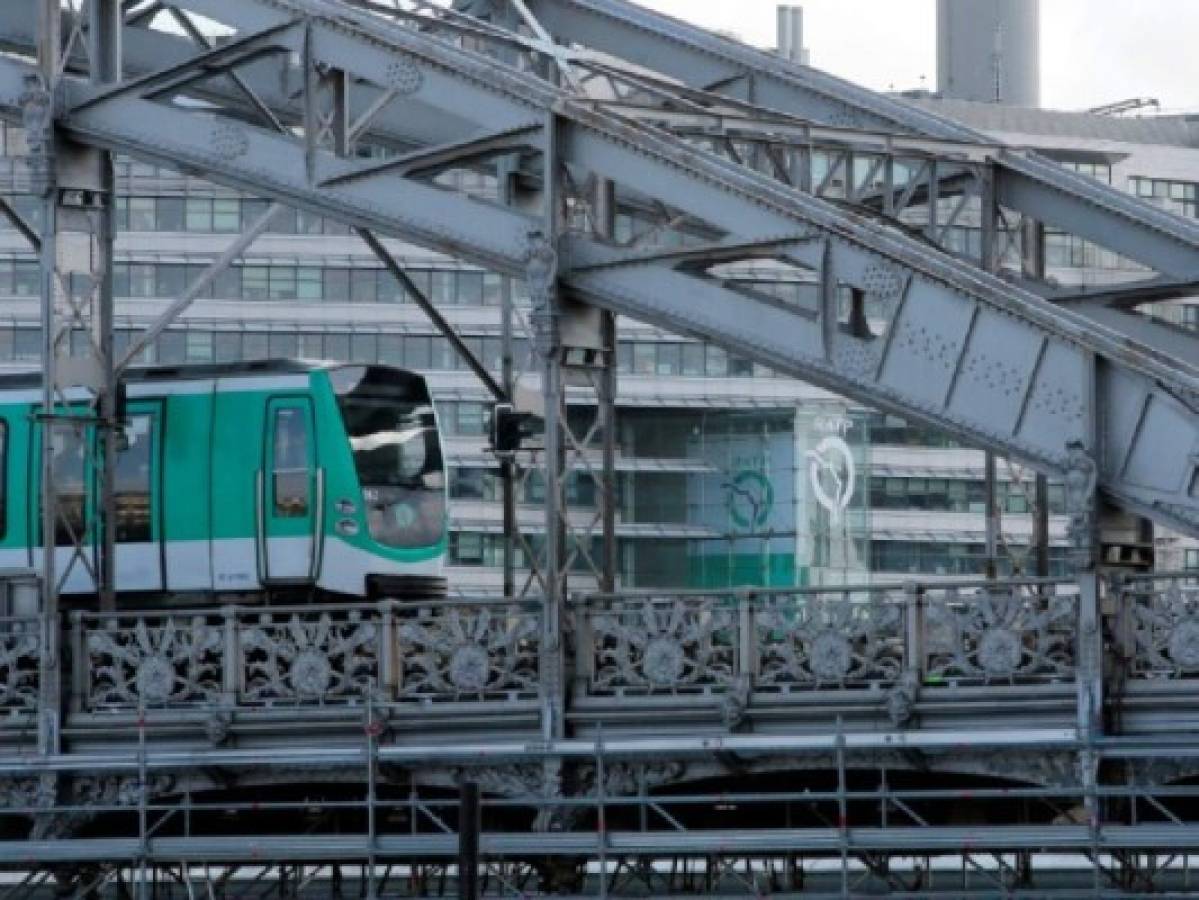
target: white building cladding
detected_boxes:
[0,95,1195,590]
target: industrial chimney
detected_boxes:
[937,0,1040,107]
[777,5,810,66]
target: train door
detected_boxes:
[112,404,163,592]
[31,410,96,594]
[260,398,318,583]
[30,400,163,594]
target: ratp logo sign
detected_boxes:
[726,469,775,530]
[807,417,856,524]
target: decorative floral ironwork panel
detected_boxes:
[396,603,539,702]
[0,621,39,712]
[754,592,904,689]
[240,609,380,704]
[924,585,1075,685]
[86,615,223,709]
[1130,577,1199,678]
[588,598,737,695]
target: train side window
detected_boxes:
[115,414,154,543]
[272,407,310,517]
[49,424,87,545]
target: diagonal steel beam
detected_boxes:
[117,202,283,372]
[68,18,300,113]
[0,194,41,251]
[359,228,507,402]
[165,6,288,135]
[320,123,543,187]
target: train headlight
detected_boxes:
[336,518,360,537]
[392,504,417,529]
[336,498,357,515]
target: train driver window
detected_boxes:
[272,406,310,517]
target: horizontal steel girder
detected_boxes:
[0,0,1196,536]
[2,825,1199,863]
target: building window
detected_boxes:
[450,531,485,566]
[351,268,378,303]
[185,197,212,231]
[1130,176,1198,218]
[324,267,350,301]
[243,332,269,359]
[212,198,241,233]
[14,328,40,361]
[450,467,499,502]
[321,333,347,360]
[268,332,298,358]
[155,264,187,298]
[1061,160,1111,184]
[13,260,38,296]
[351,333,377,363]
[214,332,242,362]
[127,197,156,231]
[157,331,186,364]
[185,331,213,362]
[1186,549,1199,572]
[297,267,322,301]
[155,196,185,231]
[242,266,269,300]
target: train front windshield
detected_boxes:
[332,366,446,549]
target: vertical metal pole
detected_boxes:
[34,0,62,769]
[91,0,120,611]
[365,692,378,900]
[980,168,1000,578]
[528,113,566,743]
[984,453,1000,577]
[595,178,618,593]
[458,781,479,900]
[498,157,519,599]
[1022,217,1051,577]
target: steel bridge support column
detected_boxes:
[1069,350,1104,836]
[1022,217,1052,577]
[30,0,120,822]
[529,112,566,745]
[498,155,522,599]
[980,168,1002,577]
[595,177,619,593]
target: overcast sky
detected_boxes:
[634,0,1199,113]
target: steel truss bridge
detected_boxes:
[0,0,1195,895]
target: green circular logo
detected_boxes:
[727,470,774,530]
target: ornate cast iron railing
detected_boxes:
[394,598,541,703]
[71,598,541,712]
[0,617,42,714]
[1118,572,1199,680]
[577,578,1082,700]
[62,579,1095,716]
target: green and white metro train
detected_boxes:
[0,361,447,601]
